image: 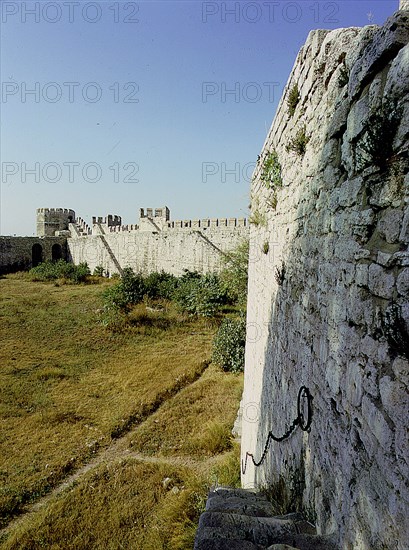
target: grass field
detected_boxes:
[0,274,243,549]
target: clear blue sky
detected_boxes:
[0,0,397,235]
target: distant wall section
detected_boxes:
[0,237,68,274]
[68,226,248,276]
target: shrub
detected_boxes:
[120,267,146,305]
[102,284,131,314]
[287,83,300,117]
[93,265,105,277]
[144,271,179,300]
[102,268,146,327]
[212,315,246,373]
[29,260,90,283]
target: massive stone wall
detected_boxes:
[0,236,68,274]
[68,227,248,276]
[241,11,408,550]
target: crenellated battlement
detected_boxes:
[37,206,247,238]
[92,215,122,227]
[167,217,247,229]
[109,224,139,233]
[140,207,170,221]
[37,208,75,215]
[76,217,91,235]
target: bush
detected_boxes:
[102,268,146,326]
[173,273,227,317]
[212,315,246,373]
[144,271,179,300]
[29,260,90,283]
[120,267,146,305]
[93,265,105,277]
[102,284,131,314]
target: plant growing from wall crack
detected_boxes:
[259,149,283,210]
[260,150,283,190]
[356,99,403,172]
[286,125,310,157]
[287,83,300,117]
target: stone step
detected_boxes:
[194,487,338,550]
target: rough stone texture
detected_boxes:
[194,488,336,550]
[241,12,409,550]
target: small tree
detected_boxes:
[219,239,249,307]
[212,315,247,373]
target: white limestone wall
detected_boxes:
[68,228,248,276]
[241,12,409,550]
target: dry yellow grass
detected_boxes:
[126,364,243,457]
[0,275,243,548]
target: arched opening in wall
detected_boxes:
[52,244,62,261]
[68,215,73,223]
[32,244,43,267]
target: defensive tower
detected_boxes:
[36,208,75,237]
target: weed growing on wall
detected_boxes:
[287,83,300,117]
[249,209,267,227]
[260,150,283,190]
[356,100,403,172]
[338,65,349,87]
[286,125,310,157]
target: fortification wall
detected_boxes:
[68,227,248,276]
[0,236,68,274]
[241,11,408,550]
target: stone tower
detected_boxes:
[36,208,75,236]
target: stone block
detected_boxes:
[392,356,409,387]
[368,263,395,298]
[380,375,409,425]
[378,208,404,243]
[362,395,393,452]
[346,94,370,141]
[349,12,409,99]
[345,362,364,407]
[377,251,393,267]
[356,264,369,286]
[197,512,297,546]
[399,206,409,244]
[338,177,363,207]
[383,42,409,103]
[396,267,409,296]
[328,98,350,139]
